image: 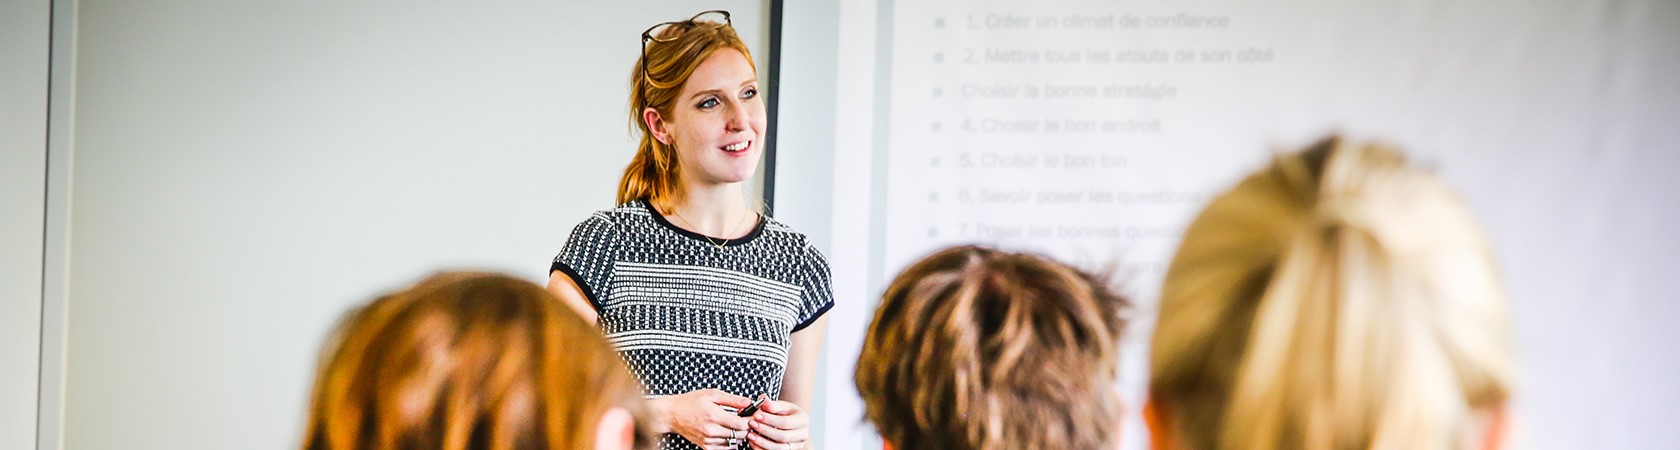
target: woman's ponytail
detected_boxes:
[1151,137,1512,450]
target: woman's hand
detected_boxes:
[746,397,810,450]
[650,389,753,450]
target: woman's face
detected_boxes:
[653,49,765,187]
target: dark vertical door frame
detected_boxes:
[763,0,783,216]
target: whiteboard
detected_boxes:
[821,1,1680,448]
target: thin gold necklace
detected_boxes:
[671,208,754,250]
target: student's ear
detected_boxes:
[643,107,672,145]
[594,407,636,450]
[1143,399,1173,450]
[1480,405,1511,450]
[1111,391,1127,450]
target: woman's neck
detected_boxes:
[666,181,754,239]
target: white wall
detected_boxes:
[773,0,841,446]
[1,1,50,449]
[58,2,768,449]
[821,2,887,448]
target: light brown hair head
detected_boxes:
[301,272,650,450]
[618,13,755,211]
[1149,137,1513,450]
[856,245,1129,450]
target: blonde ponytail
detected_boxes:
[1150,137,1513,450]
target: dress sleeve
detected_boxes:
[551,214,620,310]
[791,239,835,332]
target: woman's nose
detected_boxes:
[725,104,750,131]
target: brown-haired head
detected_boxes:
[619,14,755,211]
[856,245,1129,450]
[301,272,652,450]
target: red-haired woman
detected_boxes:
[547,10,828,450]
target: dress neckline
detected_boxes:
[640,200,766,248]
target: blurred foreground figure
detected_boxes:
[856,245,1130,450]
[302,272,651,450]
[1148,137,1514,450]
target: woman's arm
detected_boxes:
[780,316,828,410]
[546,271,598,325]
[747,316,827,449]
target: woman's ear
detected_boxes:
[594,407,636,450]
[1479,405,1511,450]
[1115,399,1128,446]
[1143,399,1172,450]
[643,107,671,145]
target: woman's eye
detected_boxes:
[742,88,758,99]
[697,97,719,109]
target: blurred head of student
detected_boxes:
[1147,137,1514,450]
[855,245,1130,450]
[622,10,764,211]
[301,272,651,450]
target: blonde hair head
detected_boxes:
[1149,137,1513,450]
[301,272,651,450]
[618,15,754,211]
[856,245,1129,450]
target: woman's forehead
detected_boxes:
[684,50,757,92]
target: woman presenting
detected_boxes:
[548,10,829,450]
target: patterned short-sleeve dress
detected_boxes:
[551,200,834,450]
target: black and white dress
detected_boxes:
[551,200,834,450]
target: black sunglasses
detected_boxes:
[639,10,732,89]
